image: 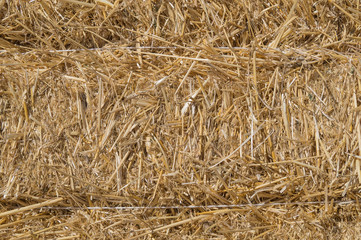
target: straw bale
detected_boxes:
[1,0,361,239]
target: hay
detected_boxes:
[1,0,361,238]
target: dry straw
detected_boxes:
[1,0,361,238]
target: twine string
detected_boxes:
[39,200,356,211]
